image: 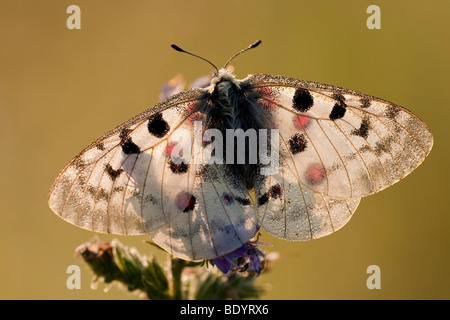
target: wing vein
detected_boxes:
[140,148,154,232]
[279,135,313,239]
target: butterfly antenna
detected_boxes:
[223,40,262,69]
[171,44,219,73]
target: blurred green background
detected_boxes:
[1,0,449,299]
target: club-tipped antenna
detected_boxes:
[171,44,219,73]
[223,40,262,69]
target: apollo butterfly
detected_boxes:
[48,41,433,261]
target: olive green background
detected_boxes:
[1,0,448,299]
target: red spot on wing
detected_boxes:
[293,114,312,130]
[306,163,325,184]
[185,103,202,125]
[259,87,277,110]
[166,143,183,157]
[175,191,196,212]
[187,112,203,125]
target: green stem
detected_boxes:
[171,258,185,300]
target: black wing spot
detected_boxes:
[332,93,345,104]
[288,133,308,154]
[328,93,347,120]
[385,105,400,119]
[235,196,251,206]
[258,192,269,206]
[329,102,346,120]
[292,88,314,112]
[351,118,370,139]
[96,142,105,150]
[168,159,189,174]
[258,184,284,207]
[176,191,197,213]
[269,183,283,199]
[360,97,371,108]
[148,113,170,138]
[105,164,124,181]
[121,137,141,154]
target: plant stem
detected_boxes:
[171,258,185,300]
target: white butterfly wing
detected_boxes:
[256,156,361,241]
[49,89,257,260]
[246,74,432,240]
[249,74,433,199]
[50,69,434,259]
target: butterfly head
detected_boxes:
[209,68,239,89]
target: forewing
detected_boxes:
[249,74,433,199]
[48,88,257,260]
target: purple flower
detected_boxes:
[159,74,212,102]
[213,227,270,276]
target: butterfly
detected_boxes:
[48,40,433,261]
